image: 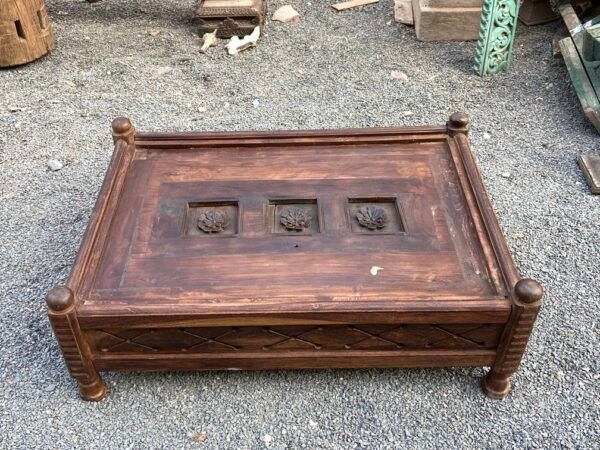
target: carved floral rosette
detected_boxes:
[198,209,230,233]
[280,207,312,232]
[356,206,388,230]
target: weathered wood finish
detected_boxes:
[413,0,483,42]
[46,114,542,400]
[558,3,600,132]
[0,0,54,67]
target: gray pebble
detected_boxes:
[47,159,63,171]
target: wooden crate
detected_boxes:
[413,0,482,41]
[46,114,543,401]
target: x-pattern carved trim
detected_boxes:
[426,325,489,347]
[94,324,496,353]
[182,328,240,351]
[261,327,323,350]
[97,330,158,352]
[347,326,405,349]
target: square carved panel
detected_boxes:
[348,197,405,234]
[185,201,239,236]
[269,199,320,234]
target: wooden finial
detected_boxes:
[447,112,470,136]
[514,279,543,305]
[46,286,74,313]
[111,117,135,144]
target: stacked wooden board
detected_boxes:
[558,3,600,131]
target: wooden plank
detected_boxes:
[92,349,497,371]
[559,37,600,132]
[578,154,600,194]
[331,0,379,11]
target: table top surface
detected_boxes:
[71,125,516,316]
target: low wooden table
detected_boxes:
[47,114,543,401]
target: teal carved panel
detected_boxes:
[474,0,521,76]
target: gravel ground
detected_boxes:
[1,0,599,448]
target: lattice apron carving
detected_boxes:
[88,324,504,353]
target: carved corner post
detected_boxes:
[484,279,543,399]
[447,112,470,137]
[46,286,106,401]
[112,117,135,144]
[474,0,521,76]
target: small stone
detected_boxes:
[153,66,173,78]
[252,99,260,108]
[309,419,318,427]
[148,30,161,37]
[190,432,207,442]
[8,106,23,113]
[541,267,550,273]
[390,70,408,81]
[262,434,273,444]
[47,159,63,172]
[501,172,511,179]
[403,111,413,116]
[272,5,301,23]
[483,132,491,140]
[198,106,207,113]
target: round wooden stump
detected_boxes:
[0,0,55,68]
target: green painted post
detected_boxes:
[474,0,521,76]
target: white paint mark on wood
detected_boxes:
[370,266,384,276]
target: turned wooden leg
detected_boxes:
[46,286,106,401]
[474,0,521,76]
[483,279,543,399]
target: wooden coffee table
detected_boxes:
[46,113,543,401]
